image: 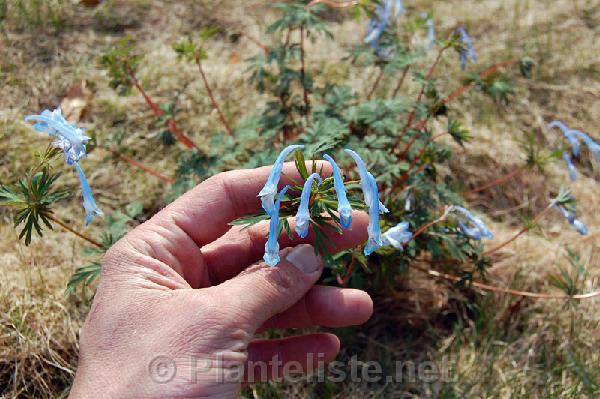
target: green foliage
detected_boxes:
[98,37,143,95]
[0,152,69,245]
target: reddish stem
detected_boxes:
[240,31,270,54]
[391,65,410,98]
[462,167,524,196]
[337,258,356,286]
[195,56,234,135]
[300,25,311,119]
[482,204,553,257]
[126,65,199,151]
[97,145,174,184]
[443,58,519,104]
[411,264,600,300]
[47,214,103,248]
[367,68,385,100]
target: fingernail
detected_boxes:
[286,245,320,274]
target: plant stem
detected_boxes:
[126,65,200,151]
[395,131,447,187]
[337,257,356,286]
[300,25,311,121]
[367,67,385,100]
[462,166,524,196]
[195,56,234,136]
[443,58,519,104]
[393,44,451,149]
[96,145,174,184]
[410,263,600,300]
[239,31,270,54]
[47,214,103,248]
[391,65,410,98]
[482,204,553,257]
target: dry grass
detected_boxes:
[1,0,600,397]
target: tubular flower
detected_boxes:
[364,173,384,256]
[264,185,291,267]
[562,152,578,181]
[555,205,588,236]
[548,120,581,156]
[258,145,304,214]
[422,13,435,49]
[382,221,412,250]
[364,0,403,49]
[25,107,90,165]
[323,154,353,229]
[451,205,493,240]
[344,149,389,214]
[74,162,103,225]
[456,27,476,70]
[295,173,323,239]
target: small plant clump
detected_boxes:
[2,0,599,307]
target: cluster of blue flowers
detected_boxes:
[547,120,598,236]
[549,120,600,182]
[364,0,435,56]
[25,107,102,225]
[259,145,400,266]
[258,146,496,267]
[450,205,494,241]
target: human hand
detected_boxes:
[69,162,373,399]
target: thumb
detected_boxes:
[216,244,323,331]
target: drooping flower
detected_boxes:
[562,152,578,181]
[451,205,493,240]
[455,27,476,70]
[264,185,291,267]
[295,173,323,239]
[364,173,384,256]
[555,205,588,236]
[323,154,352,229]
[364,0,403,50]
[344,149,389,214]
[382,221,412,250]
[74,162,103,225]
[548,120,581,156]
[25,107,90,165]
[421,13,435,49]
[258,145,304,214]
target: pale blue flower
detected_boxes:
[452,205,493,240]
[323,154,352,229]
[421,13,435,49]
[25,107,90,165]
[73,162,103,225]
[344,149,389,214]
[364,174,384,255]
[259,145,304,214]
[456,27,476,70]
[548,120,581,156]
[556,205,588,236]
[264,185,291,267]
[562,152,578,181]
[382,221,412,250]
[578,132,600,162]
[364,0,403,50]
[295,173,323,238]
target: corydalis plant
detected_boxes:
[24,107,102,225]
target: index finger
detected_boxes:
[154,161,333,247]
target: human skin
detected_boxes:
[69,162,374,398]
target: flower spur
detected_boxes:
[258,145,304,214]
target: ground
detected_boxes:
[1,0,599,398]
